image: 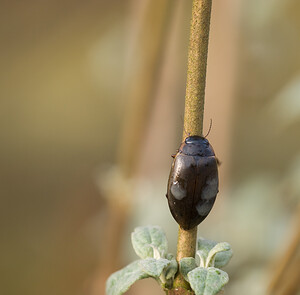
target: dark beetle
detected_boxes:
[167,135,219,230]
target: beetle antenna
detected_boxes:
[181,116,190,138]
[183,125,191,138]
[204,119,213,138]
[183,125,189,138]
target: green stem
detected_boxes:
[170,0,213,293]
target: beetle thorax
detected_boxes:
[179,136,214,157]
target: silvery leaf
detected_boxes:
[106,260,148,295]
[206,242,232,268]
[138,258,170,277]
[179,257,197,281]
[197,238,233,268]
[164,258,178,280]
[131,226,168,259]
[188,267,229,295]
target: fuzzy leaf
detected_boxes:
[188,267,229,295]
[197,238,233,268]
[106,260,148,295]
[131,226,168,259]
[197,238,215,267]
[138,258,170,277]
[179,257,197,281]
[206,242,232,268]
[164,258,178,280]
[214,249,233,269]
[166,253,175,260]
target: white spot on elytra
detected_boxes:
[196,202,212,216]
[201,177,218,200]
[171,181,186,200]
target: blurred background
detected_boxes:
[1,0,300,295]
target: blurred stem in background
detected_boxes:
[97,0,174,291]
[117,0,174,178]
[171,0,213,294]
[267,204,300,295]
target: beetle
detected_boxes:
[166,135,219,230]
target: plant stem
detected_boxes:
[183,0,212,138]
[171,0,213,293]
[174,227,198,290]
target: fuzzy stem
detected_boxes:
[183,0,212,138]
[173,227,198,290]
[171,0,213,293]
